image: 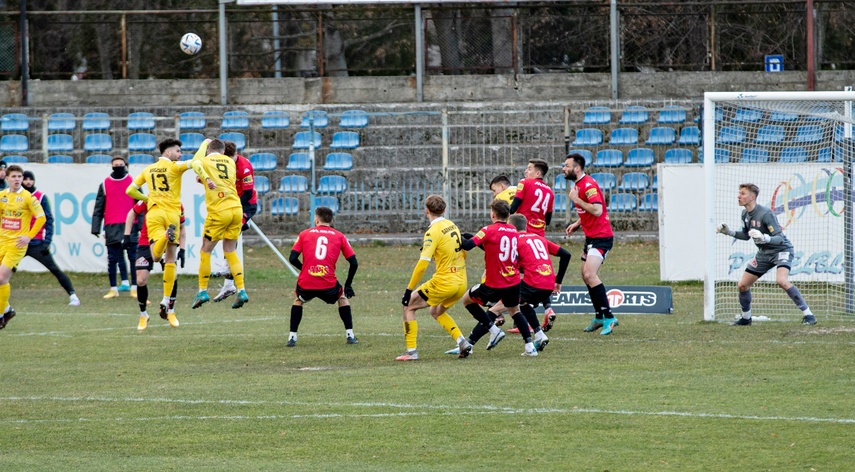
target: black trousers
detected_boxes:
[25,244,75,295]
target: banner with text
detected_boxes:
[547,285,673,315]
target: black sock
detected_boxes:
[511,312,532,343]
[468,323,489,344]
[589,283,613,318]
[137,285,148,312]
[169,279,178,310]
[290,305,303,332]
[520,304,542,334]
[338,305,353,330]
[465,302,494,328]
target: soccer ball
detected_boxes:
[180,33,202,55]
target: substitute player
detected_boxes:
[287,206,359,347]
[563,153,618,335]
[716,183,816,326]
[0,165,46,330]
[398,194,472,361]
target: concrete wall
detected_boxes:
[4,71,855,107]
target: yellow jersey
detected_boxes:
[197,152,242,212]
[0,187,45,242]
[419,217,467,284]
[132,157,195,214]
[495,186,517,204]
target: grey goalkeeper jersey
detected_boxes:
[734,204,793,254]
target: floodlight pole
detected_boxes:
[219,0,231,105]
[19,0,28,106]
[414,4,424,102]
[609,0,619,100]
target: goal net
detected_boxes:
[703,91,855,322]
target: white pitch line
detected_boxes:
[9,316,282,337]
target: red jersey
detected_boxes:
[513,177,554,236]
[234,154,257,206]
[574,174,613,238]
[517,232,562,291]
[293,225,355,290]
[134,201,185,246]
[471,222,520,289]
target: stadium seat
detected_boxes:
[664,148,693,164]
[324,152,354,171]
[286,153,311,171]
[609,128,638,145]
[718,126,746,144]
[127,112,155,131]
[128,154,155,164]
[47,155,74,164]
[794,125,823,143]
[652,174,658,190]
[318,175,347,194]
[572,128,603,146]
[619,105,649,124]
[222,111,249,130]
[552,192,573,212]
[700,148,730,163]
[617,172,649,191]
[696,106,724,123]
[255,175,271,194]
[82,112,110,131]
[340,110,369,129]
[300,110,329,128]
[624,148,654,167]
[220,132,247,151]
[46,134,74,153]
[0,134,28,153]
[179,132,205,152]
[1,113,29,132]
[657,106,686,124]
[771,110,799,122]
[567,149,593,166]
[834,124,855,142]
[128,133,156,152]
[806,104,833,121]
[261,110,290,129]
[740,147,769,163]
[732,108,763,123]
[270,197,299,216]
[678,126,700,145]
[316,195,340,213]
[279,175,308,193]
[2,155,28,163]
[47,113,76,132]
[249,153,278,171]
[292,131,322,150]
[86,154,113,164]
[329,131,360,150]
[594,149,623,167]
[591,172,617,191]
[817,147,842,163]
[553,174,567,192]
[755,125,785,144]
[83,133,112,152]
[608,192,637,211]
[645,127,676,145]
[779,147,808,163]
[583,106,610,125]
[179,111,206,131]
[639,193,658,211]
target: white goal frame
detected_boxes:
[703,90,855,321]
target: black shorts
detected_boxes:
[519,282,553,309]
[582,237,614,262]
[469,283,520,309]
[296,282,344,304]
[134,245,154,271]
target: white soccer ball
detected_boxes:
[180,33,202,55]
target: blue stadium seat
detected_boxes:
[608,193,637,211]
[1,113,29,132]
[261,110,290,129]
[779,147,808,163]
[718,126,746,144]
[179,132,205,152]
[270,197,299,216]
[318,175,347,194]
[2,155,28,164]
[572,128,603,146]
[329,131,360,150]
[699,148,731,163]
[639,193,658,211]
[645,127,676,145]
[0,134,28,153]
[127,112,155,131]
[664,148,692,164]
[340,110,369,129]
[591,172,617,191]
[300,110,329,128]
[292,131,322,150]
[82,112,110,131]
[817,147,842,163]
[658,106,686,124]
[128,154,155,164]
[552,192,573,212]
[553,175,567,192]
[128,133,156,152]
[771,110,799,122]
[609,128,638,145]
[86,154,113,164]
[732,108,763,123]
[286,153,311,171]
[255,175,271,194]
[696,106,723,123]
[46,134,74,153]
[619,106,649,124]
[279,175,308,193]
[617,172,649,191]
[740,147,769,163]
[625,148,654,167]
[806,104,833,121]
[583,106,610,125]
[755,125,785,144]
[48,113,76,132]
[678,126,700,145]
[566,149,593,166]
[249,153,278,171]
[220,132,247,151]
[222,110,249,130]
[179,111,206,131]
[324,152,353,171]
[652,174,658,190]
[594,149,623,167]
[794,125,823,143]
[84,133,112,152]
[316,195,340,213]
[47,155,74,164]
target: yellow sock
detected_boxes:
[152,237,168,261]
[199,251,211,290]
[435,313,463,340]
[0,283,10,313]
[163,263,176,300]
[403,320,418,350]
[224,251,244,290]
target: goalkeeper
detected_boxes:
[716,183,816,326]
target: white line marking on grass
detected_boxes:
[9,316,283,337]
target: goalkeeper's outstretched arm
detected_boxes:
[716,222,749,240]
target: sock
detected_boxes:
[338,305,354,330]
[223,277,236,291]
[785,285,809,311]
[199,251,211,290]
[346,328,355,339]
[131,284,137,291]
[434,313,463,340]
[520,304,542,333]
[465,302,494,328]
[140,311,148,319]
[589,284,612,319]
[288,331,298,341]
[404,320,418,350]
[109,286,118,292]
[224,251,245,290]
[511,312,532,344]
[0,283,10,315]
[169,279,178,310]
[121,279,129,286]
[739,290,752,318]
[163,263,176,303]
[525,341,535,352]
[468,322,490,344]
[290,305,303,333]
[152,237,168,261]
[137,284,149,312]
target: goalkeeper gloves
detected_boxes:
[177,248,186,268]
[122,235,134,249]
[344,285,355,299]
[716,223,735,236]
[401,288,413,306]
[748,229,770,245]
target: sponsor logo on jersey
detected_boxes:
[500,265,516,277]
[308,265,330,277]
[585,188,598,198]
[768,225,774,233]
[535,263,553,276]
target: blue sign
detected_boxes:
[765,55,784,72]
[545,285,673,315]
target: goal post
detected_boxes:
[703,91,855,322]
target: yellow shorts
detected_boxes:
[418,276,467,309]
[204,207,242,242]
[146,207,181,245]
[0,243,26,270]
